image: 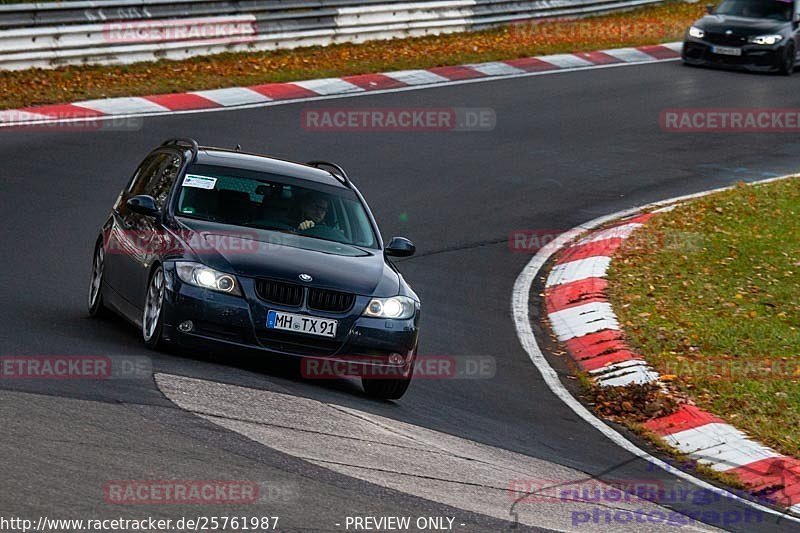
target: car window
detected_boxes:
[128,153,167,196]
[715,0,793,21]
[115,152,182,216]
[144,153,182,209]
[176,164,378,249]
[115,153,169,216]
[115,153,160,213]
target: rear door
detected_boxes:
[104,153,163,298]
[108,151,183,308]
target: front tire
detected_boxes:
[362,375,412,400]
[362,348,416,400]
[780,42,795,76]
[88,241,110,318]
[142,266,168,350]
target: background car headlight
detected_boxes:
[688,26,705,39]
[176,262,242,295]
[748,34,782,45]
[363,296,417,319]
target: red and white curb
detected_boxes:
[545,212,659,387]
[0,42,682,126]
[542,204,800,515]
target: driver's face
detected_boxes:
[303,199,328,223]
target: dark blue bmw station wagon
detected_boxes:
[89,139,420,399]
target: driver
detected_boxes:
[295,192,330,231]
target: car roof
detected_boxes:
[191,147,348,189]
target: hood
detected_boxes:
[170,218,399,296]
[694,14,788,35]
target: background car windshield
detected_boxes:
[177,165,378,249]
[715,0,793,20]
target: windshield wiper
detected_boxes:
[237,221,297,234]
[238,221,374,252]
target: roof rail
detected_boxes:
[161,138,199,161]
[306,160,350,187]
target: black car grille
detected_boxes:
[308,288,355,313]
[255,278,304,306]
[704,32,747,46]
[256,330,341,356]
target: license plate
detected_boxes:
[266,310,337,338]
[712,46,741,56]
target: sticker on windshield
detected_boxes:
[182,174,217,190]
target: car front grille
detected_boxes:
[255,278,304,307]
[704,32,747,46]
[308,288,355,313]
[254,278,356,313]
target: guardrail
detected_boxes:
[0,0,664,70]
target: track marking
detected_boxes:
[72,97,170,115]
[155,373,718,532]
[0,55,682,127]
[191,87,272,106]
[511,173,800,524]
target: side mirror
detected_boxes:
[705,3,714,14]
[127,195,160,217]
[385,237,416,257]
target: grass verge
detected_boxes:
[0,1,704,110]
[607,177,800,459]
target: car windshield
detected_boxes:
[176,164,378,249]
[715,0,794,20]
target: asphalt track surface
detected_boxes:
[2,60,800,532]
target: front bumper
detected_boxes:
[160,264,419,376]
[682,38,785,72]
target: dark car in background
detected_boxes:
[88,139,420,399]
[682,0,799,74]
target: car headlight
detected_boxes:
[175,261,242,296]
[688,26,705,39]
[362,296,417,319]
[748,34,783,45]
